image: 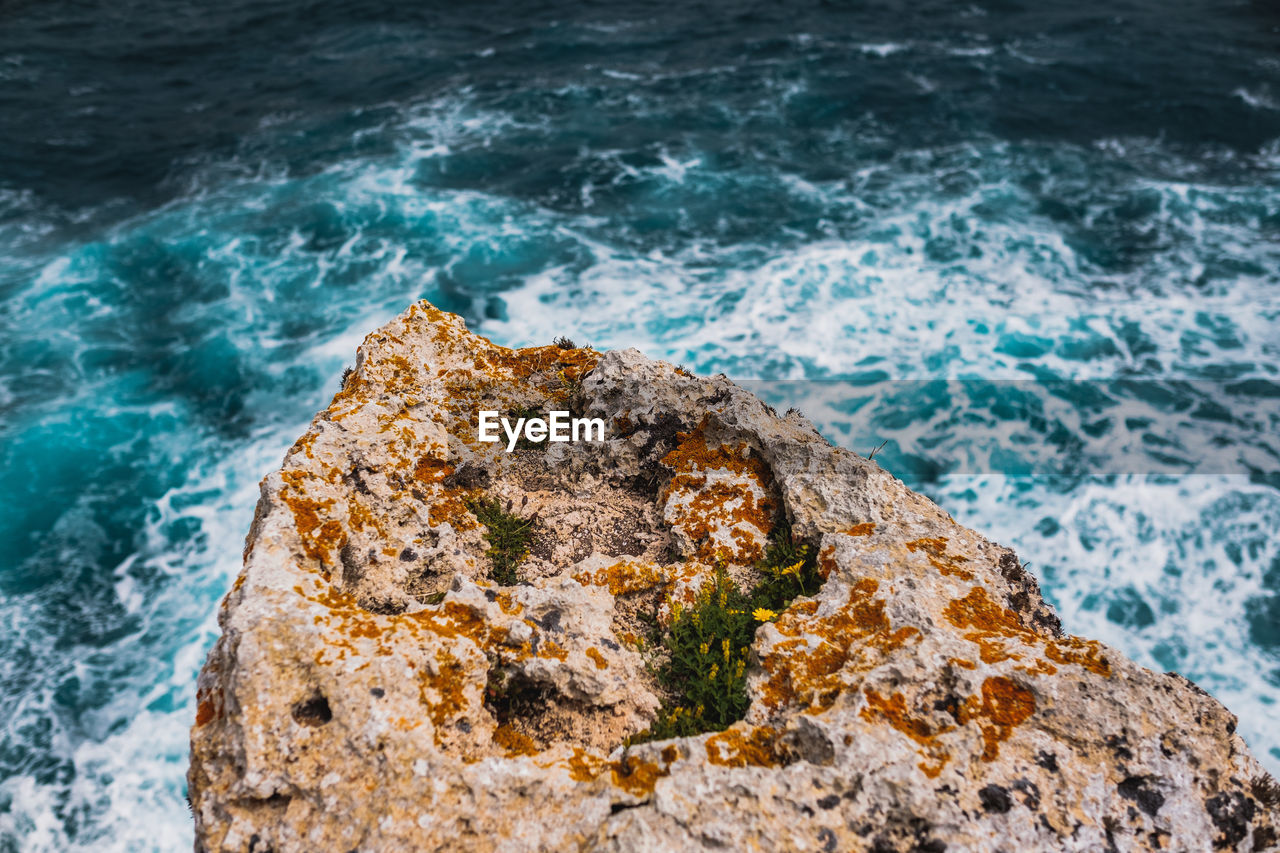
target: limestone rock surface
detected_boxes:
[190,301,1280,852]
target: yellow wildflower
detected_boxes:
[783,561,804,577]
[722,639,731,662]
[753,607,777,622]
[708,664,719,680]
[699,642,709,656]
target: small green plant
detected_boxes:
[631,566,755,744]
[629,524,821,745]
[340,366,353,390]
[553,335,577,350]
[556,368,582,401]
[467,497,533,585]
[866,439,888,460]
[750,522,821,615]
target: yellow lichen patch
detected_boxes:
[493,724,539,757]
[947,657,977,670]
[585,648,609,670]
[563,746,678,800]
[843,522,877,536]
[426,485,478,530]
[567,748,606,783]
[424,650,471,744]
[705,725,781,767]
[608,753,672,798]
[959,676,1037,762]
[759,578,921,712]
[494,591,523,616]
[905,537,974,581]
[540,639,569,661]
[287,430,318,460]
[572,560,671,597]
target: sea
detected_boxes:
[1,0,1278,848]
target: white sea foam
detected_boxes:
[856,42,907,57]
[1234,87,1279,111]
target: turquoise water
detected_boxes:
[1,1,1279,848]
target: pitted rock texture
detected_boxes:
[190,301,1280,852]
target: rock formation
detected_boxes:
[189,301,1280,851]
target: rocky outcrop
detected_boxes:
[190,301,1280,852]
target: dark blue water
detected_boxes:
[1,1,1278,847]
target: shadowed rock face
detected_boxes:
[189,301,1280,852]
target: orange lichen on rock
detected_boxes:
[861,690,945,745]
[585,647,609,670]
[1044,636,1111,678]
[942,585,1034,664]
[944,585,1110,677]
[959,676,1037,762]
[705,725,782,767]
[660,425,776,565]
[905,537,974,581]
[279,470,346,565]
[413,455,453,484]
[860,689,954,778]
[860,675,1035,771]
[195,686,221,727]
[844,522,877,536]
[943,585,1033,637]
[759,578,921,713]
[426,485,478,530]
[817,544,839,580]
